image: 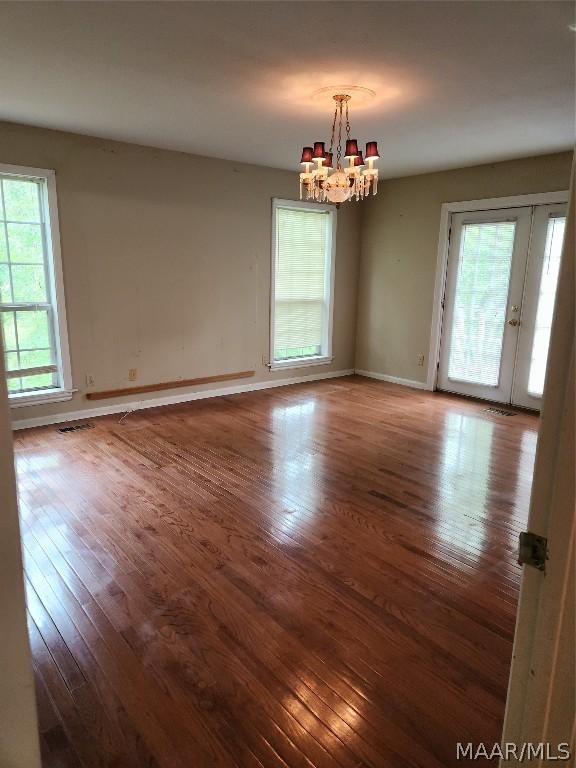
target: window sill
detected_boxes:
[269,356,333,372]
[9,388,74,409]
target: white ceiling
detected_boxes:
[0,1,574,177]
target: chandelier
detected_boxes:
[299,93,379,205]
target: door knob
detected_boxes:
[508,319,520,327]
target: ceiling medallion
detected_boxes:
[299,94,379,206]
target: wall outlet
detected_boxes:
[417,355,425,367]
[261,354,268,366]
[128,368,138,381]
[85,373,95,387]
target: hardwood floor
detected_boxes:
[14,376,539,768]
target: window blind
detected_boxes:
[528,216,565,396]
[273,206,331,362]
[447,220,516,386]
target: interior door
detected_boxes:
[437,207,532,403]
[500,184,574,766]
[511,203,567,409]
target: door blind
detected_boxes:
[447,220,516,386]
[273,207,330,362]
[527,216,566,396]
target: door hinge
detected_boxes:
[518,531,548,572]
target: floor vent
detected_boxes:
[57,423,94,433]
[483,407,517,417]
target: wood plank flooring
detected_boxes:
[14,376,539,767]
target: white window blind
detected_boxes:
[272,202,334,366]
[447,220,516,386]
[0,166,71,403]
[528,215,565,396]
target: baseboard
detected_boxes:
[354,369,430,390]
[11,369,355,431]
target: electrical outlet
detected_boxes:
[261,354,268,366]
[128,368,138,381]
[85,373,95,387]
[417,355,425,367]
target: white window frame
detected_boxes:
[270,198,337,371]
[0,163,73,407]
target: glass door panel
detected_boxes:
[528,217,565,395]
[447,220,516,386]
[512,204,567,409]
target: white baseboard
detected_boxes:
[11,369,355,431]
[354,369,430,390]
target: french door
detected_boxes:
[438,202,567,409]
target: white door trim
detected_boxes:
[426,191,570,392]
[437,207,532,403]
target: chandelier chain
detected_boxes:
[328,103,338,156]
[336,100,343,168]
[345,100,351,140]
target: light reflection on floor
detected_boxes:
[271,398,321,533]
[436,412,495,558]
[283,674,363,739]
[16,451,61,472]
[513,429,538,515]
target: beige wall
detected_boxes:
[0,122,360,426]
[1,122,572,423]
[355,151,573,383]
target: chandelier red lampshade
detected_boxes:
[345,139,359,158]
[365,141,380,159]
[312,141,326,159]
[298,94,379,205]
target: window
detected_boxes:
[0,164,72,406]
[270,199,336,370]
